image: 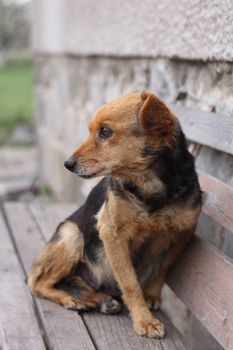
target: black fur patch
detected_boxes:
[141,128,202,208]
[109,177,168,213]
[133,236,164,289]
[68,178,109,263]
[55,276,85,299]
[123,180,168,213]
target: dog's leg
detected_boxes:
[28,220,121,313]
[28,220,85,309]
[145,230,194,310]
[100,228,165,338]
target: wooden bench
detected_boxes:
[169,105,233,350]
[1,106,233,349]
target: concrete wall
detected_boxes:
[33,0,233,60]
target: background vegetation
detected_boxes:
[0,0,33,143]
[0,52,33,142]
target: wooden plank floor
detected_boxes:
[0,201,189,350]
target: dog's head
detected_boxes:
[64,91,178,179]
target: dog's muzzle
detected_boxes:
[64,157,77,172]
[64,156,99,178]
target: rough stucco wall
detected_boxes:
[150,59,233,117]
[33,0,233,61]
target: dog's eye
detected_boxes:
[99,126,113,139]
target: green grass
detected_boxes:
[0,63,34,141]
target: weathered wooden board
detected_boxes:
[167,235,233,350]
[4,202,95,350]
[29,202,189,350]
[198,170,233,233]
[171,105,233,156]
[0,210,46,350]
[84,311,164,350]
[83,310,188,350]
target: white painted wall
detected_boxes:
[33,0,233,61]
[32,0,65,53]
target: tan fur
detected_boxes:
[96,188,200,337]
[29,220,121,312]
[28,221,84,308]
[29,92,201,338]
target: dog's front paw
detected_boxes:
[134,317,165,338]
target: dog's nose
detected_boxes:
[64,158,76,172]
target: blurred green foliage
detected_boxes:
[39,185,53,196]
[0,55,34,142]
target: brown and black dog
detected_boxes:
[28,92,202,338]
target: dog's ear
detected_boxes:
[139,91,176,132]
